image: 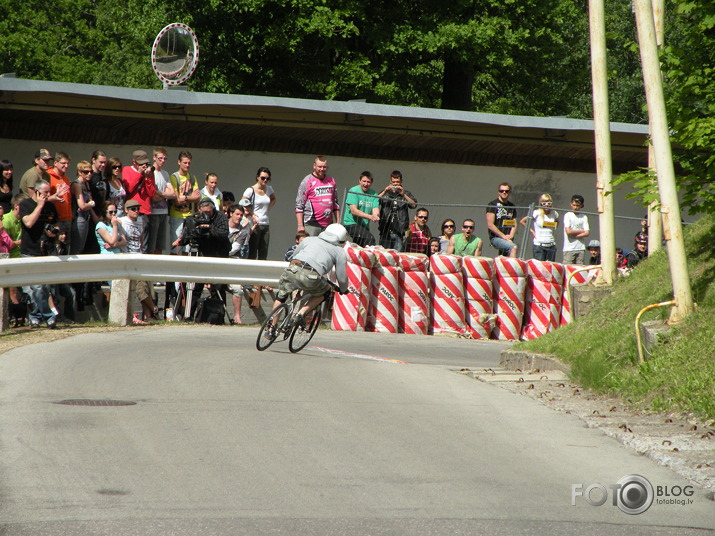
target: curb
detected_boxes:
[499,349,571,374]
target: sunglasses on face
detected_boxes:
[259,176,271,181]
[127,206,140,212]
[80,169,92,174]
[463,225,474,229]
[111,165,122,170]
[541,202,553,207]
[107,210,117,215]
[443,224,455,229]
[417,215,428,220]
[499,189,511,193]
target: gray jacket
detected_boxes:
[292,236,348,293]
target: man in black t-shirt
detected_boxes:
[485,182,518,257]
[19,179,60,328]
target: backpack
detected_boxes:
[194,297,226,325]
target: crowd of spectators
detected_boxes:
[2,149,649,328]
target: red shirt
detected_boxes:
[406,222,430,253]
[47,167,72,222]
[122,166,156,215]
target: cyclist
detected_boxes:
[270,223,349,325]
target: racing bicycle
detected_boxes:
[255,281,337,353]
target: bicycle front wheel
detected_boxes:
[256,304,289,351]
[288,308,322,353]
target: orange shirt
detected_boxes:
[47,168,73,222]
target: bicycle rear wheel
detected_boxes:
[288,307,322,353]
[256,304,289,351]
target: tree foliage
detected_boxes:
[0,0,645,121]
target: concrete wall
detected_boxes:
[2,138,675,260]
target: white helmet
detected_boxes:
[320,223,349,245]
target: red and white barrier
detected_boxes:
[561,264,600,325]
[398,253,430,335]
[522,260,556,340]
[462,257,494,339]
[429,254,466,335]
[491,257,527,340]
[332,245,375,331]
[366,248,401,333]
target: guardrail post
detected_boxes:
[1,287,9,332]
[108,279,133,326]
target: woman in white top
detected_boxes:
[199,172,223,212]
[241,166,276,260]
[520,193,559,262]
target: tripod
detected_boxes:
[178,242,200,321]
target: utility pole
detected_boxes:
[647,0,665,255]
[589,0,616,285]
[633,0,695,323]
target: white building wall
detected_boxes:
[1,138,663,260]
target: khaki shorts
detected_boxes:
[277,265,329,301]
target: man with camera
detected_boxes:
[172,198,230,320]
[122,150,156,253]
[19,179,61,328]
[377,170,417,251]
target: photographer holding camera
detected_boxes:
[19,179,61,328]
[172,197,230,320]
[377,170,417,251]
[122,150,156,253]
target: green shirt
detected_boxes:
[342,185,379,228]
[453,233,481,257]
[2,212,22,258]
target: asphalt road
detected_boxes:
[0,327,713,535]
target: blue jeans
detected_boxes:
[21,254,56,324]
[490,236,517,257]
[380,232,404,252]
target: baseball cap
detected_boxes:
[198,197,215,208]
[635,232,648,244]
[35,148,53,161]
[588,240,600,248]
[124,199,141,209]
[238,198,252,207]
[132,150,149,164]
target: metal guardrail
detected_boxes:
[1,254,286,287]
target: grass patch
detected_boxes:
[514,213,715,419]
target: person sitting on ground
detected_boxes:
[404,207,431,253]
[269,223,349,328]
[587,240,601,265]
[438,219,456,253]
[447,218,483,257]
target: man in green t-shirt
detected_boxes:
[342,171,380,247]
[447,218,483,257]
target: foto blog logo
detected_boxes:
[572,474,654,515]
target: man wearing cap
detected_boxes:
[122,149,156,253]
[19,149,53,197]
[120,198,159,321]
[587,240,601,265]
[172,197,230,319]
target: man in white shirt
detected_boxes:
[562,194,590,265]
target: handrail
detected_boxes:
[635,300,675,363]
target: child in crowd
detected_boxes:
[285,230,310,261]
